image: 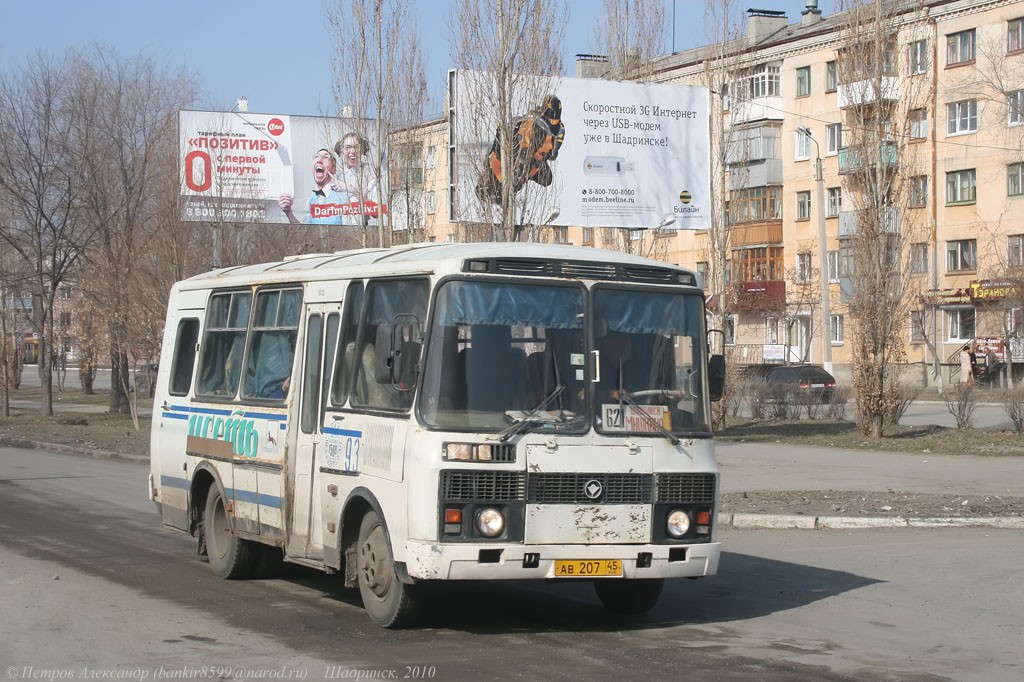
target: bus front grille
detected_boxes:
[526,473,653,504]
[441,470,526,502]
[655,473,717,503]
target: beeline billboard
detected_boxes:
[179,110,386,226]
[449,70,710,229]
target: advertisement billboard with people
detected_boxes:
[449,70,709,230]
[179,110,385,226]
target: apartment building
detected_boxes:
[403,0,1024,383]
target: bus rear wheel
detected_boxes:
[357,511,418,628]
[594,578,664,615]
[203,487,258,580]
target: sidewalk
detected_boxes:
[716,440,1024,530]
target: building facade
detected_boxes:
[401,0,1024,384]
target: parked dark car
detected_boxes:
[763,364,837,404]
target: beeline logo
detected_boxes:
[267,118,285,136]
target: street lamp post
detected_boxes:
[798,126,833,373]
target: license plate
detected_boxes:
[553,559,623,577]
[811,383,825,388]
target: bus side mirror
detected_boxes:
[708,354,726,402]
[374,316,422,390]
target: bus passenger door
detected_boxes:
[287,304,340,560]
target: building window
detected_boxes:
[795,131,811,161]
[1009,234,1024,267]
[946,29,976,66]
[946,169,976,205]
[796,66,811,97]
[733,246,784,281]
[1009,17,1024,53]
[751,63,781,98]
[825,60,837,92]
[796,191,811,220]
[827,250,839,282]
[830,314,844,344]
[910,243,929,274]
[946,238,978,272]
[724,316,736,345]
[425,146,437,169]
[582,226,593,244]
[839,241,853,277]
[796,253,812,282]
[910,175,928,207]
[551,226,568,244]
[425,190,437,214]
[947,308,976,341]
[826,123,842,155]
[1009,164,1024,197]
[729,186,783,223]
[826,187,842,217]
[1008,308,1023,336]
[696,261,709,283]
[908,39,928,74]
[910,311,926,343]
[909,108,928,140]
[765,317,782,345]
[1009,90,1024,125]
[946,99,978,135]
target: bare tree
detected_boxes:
[449,0,568,241]
[68,47,197,420]
[837,0,932,437]
[328,0,430,248]
[0,54,96,416]
[591,0,666,83]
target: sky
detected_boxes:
[1,0,835,118]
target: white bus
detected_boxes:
[149,242,726,627]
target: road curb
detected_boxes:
[724,512,1024,530]
[0,435,148,465]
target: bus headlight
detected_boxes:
[475,507,506,538]
[666,509,691,538]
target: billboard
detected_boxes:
[449,70,709,230]
[179,110,386,225]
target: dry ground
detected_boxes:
[2,387,1022,518]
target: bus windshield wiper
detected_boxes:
[617,390,680,446]
[491,384,566,442]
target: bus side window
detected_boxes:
[169,318,200,396]
[331,282,364,407]
[196,291,251,398]
[242,288,302,400]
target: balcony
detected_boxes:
[729,96,785,126]
[728,160,784,190]
[730,221,783,247]
[732,280,786,311]
[838,207,900,237]
[838,143,897,175]
[837,77,900,108]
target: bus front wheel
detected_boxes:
[203,487,258,580]
[357,511,418,628]
[594,578,664,615]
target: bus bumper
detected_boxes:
[401,540,721,581]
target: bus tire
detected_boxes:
[594,578,664,615]
[357,511,418,628]
[203,487,258,580]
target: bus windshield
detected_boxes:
[418,279,711,435]
[591,287,711,435]
[419,280,586,431]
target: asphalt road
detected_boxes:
[1,446,1021,682]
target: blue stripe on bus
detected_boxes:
[323,427,362,438]
[164,412,189,421]
[160,476,282,509]
[163,404,288,421]
[229,488,282,508]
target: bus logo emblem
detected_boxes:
[583,480,603,500]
